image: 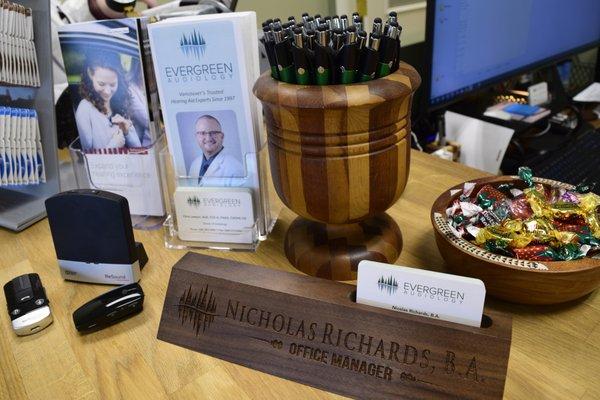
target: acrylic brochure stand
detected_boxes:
[68,136,167,230]
[159,143,275,251]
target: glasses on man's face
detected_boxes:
[196,130,223,137]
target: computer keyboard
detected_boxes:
[529,128,600,193]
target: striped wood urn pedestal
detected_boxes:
[253,63,421,280]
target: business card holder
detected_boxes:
[158,146,277,251]
[159,252,512,400]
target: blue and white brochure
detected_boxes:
[149,12,263,244]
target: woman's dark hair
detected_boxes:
[79,52,130,117]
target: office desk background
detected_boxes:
[1,150,599,400]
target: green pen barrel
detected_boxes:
[295,67,310,85]
[340,69,357,84]
[270,65,279,80]
[315,68,330,85]
[278,65,295,84]
[377,62,392,78]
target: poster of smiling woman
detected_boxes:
[58,19,156,152]
[57,19,165,218]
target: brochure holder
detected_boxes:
[68,136,167,230]
[159,252,512,400]
[159,144,275,251]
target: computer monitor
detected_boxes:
[424,0,600,110]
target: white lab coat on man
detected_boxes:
[188,150,246,187]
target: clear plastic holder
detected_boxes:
[159,143,276,251]
[68,135,168,230]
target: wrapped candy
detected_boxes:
[576,182,596,194]
[509,197,534,220]
[538,243,587,261]
[518,166,534,187]
[513,245,553,261]
[445,167,600,262]
[484,240,513,257]
[477,184,508,204]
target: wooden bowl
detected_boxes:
[431,176,600,305]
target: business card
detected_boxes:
[174,186,255,244]
[356,261,485,327]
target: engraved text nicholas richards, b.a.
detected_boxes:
[224,299,483,383]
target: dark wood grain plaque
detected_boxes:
[158,253,512,399]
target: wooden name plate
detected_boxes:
[158,253,512,399]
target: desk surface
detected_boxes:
[1,150,599,400]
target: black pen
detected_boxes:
[358,32,380,82]
[292,27,311,85]
[357,30,367,50]
[263,27,279,79]
[283,21,294,39]
[338,26,359,84]
[314,25,332,85]
[384,11,397,35]
[372,17,383,35]
[273,27,295,83]
[352,13,363,32]
[377,22,399,78]
[340,14,349,30]
[314,14,322,26]
[332,28,345,52]
[392,23,402,71]
[304,28,316,51]
[287,16,295,24]
[331,15,341,30]
[306,16,316,31]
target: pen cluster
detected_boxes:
[0,0,40,87]
[262,12,402,85]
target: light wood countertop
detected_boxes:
[1,150,599,399]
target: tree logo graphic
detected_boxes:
[177,284,218,335]
[187,195,201,208]
[377,275,399,295]
[179,30,207,58]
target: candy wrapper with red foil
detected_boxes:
[445,167,600,261]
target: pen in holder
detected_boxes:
[254,63,421,280]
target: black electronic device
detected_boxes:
[3,273,53,336]
[45,189,148,285]
[73,283,144,333]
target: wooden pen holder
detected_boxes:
[158,253,512,400]
[253,64,421,280]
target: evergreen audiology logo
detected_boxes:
[402,280,465,304]
[187,195,201,208]
[179,30,207,58]
[377,275,399,295]
[162,27,234,83]
[178,285,218,335]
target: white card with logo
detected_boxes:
[174,186,255,244]
[356,261,486,327]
